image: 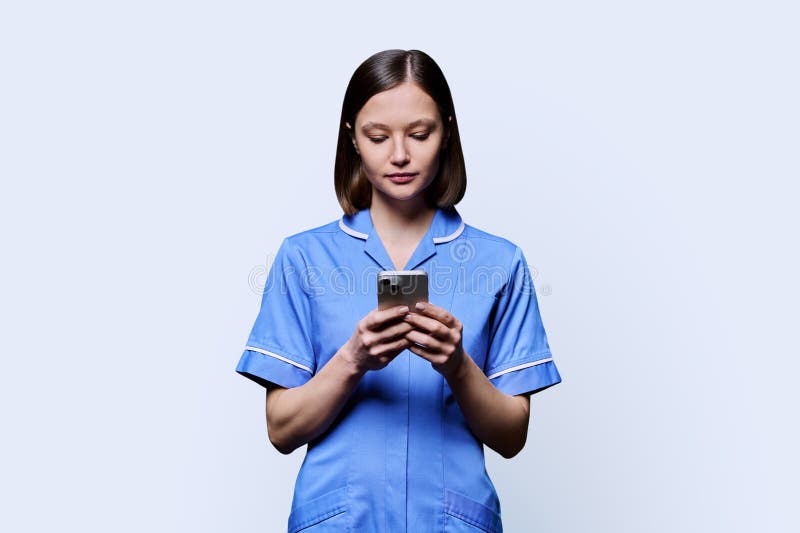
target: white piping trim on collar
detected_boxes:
[338,218,369,240]
[245,345,313,373]
[487,357,553,380]
[339,218,465,243]
[433,222,465,243]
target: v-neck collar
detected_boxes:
[339,205,465,271]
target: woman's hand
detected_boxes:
[403,302,465,379]
[264,305,412,454]
[403,301,531,458]
[341,304,415,373]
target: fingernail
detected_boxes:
[399,306,409,313]
[415,302,425,310]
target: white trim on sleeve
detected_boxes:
[245,345,313,373]
[487,357,553,380]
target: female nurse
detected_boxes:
[236,49,562,532]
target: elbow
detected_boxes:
[498,440,525,459]
[485,430,526,458]
[266,413,298,455]
[499,449,519,460]
[498,401,531,459]
[266,412,301,454]
[267,427,297,455]
[265,393,299,454]
[272,441,296,456]
[496,423,528,459]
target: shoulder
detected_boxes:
[282,218,339,244]
[461,222,524,268]
[460,223,535,297]
[272,218,342,263]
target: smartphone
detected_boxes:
[377,270,429,312]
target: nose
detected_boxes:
[390,137,410,166]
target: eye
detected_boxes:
[368,137,387,144]
[412,133,430,141]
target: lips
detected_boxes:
[387,173,417,184]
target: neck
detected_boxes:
[368,191,437,241]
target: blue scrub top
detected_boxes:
[236,205,562,533]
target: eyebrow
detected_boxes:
[360,118,437,132]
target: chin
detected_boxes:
[381,184,427,197]
[369,176,434,203]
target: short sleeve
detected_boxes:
[484,246,562,396]
[235,238,315,389]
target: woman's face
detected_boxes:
[346,82,450,207]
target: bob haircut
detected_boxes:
[334,49,467,216]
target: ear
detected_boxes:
[345,121,360,155]
[442,115,452,150]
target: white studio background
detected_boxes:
[1,1,798,532]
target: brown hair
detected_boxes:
[334,49,467,215]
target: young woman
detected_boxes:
[236,49,562,533]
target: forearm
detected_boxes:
[266,346,365,454]
[445,351,530,458]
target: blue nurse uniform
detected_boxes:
[236,205,562,533]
